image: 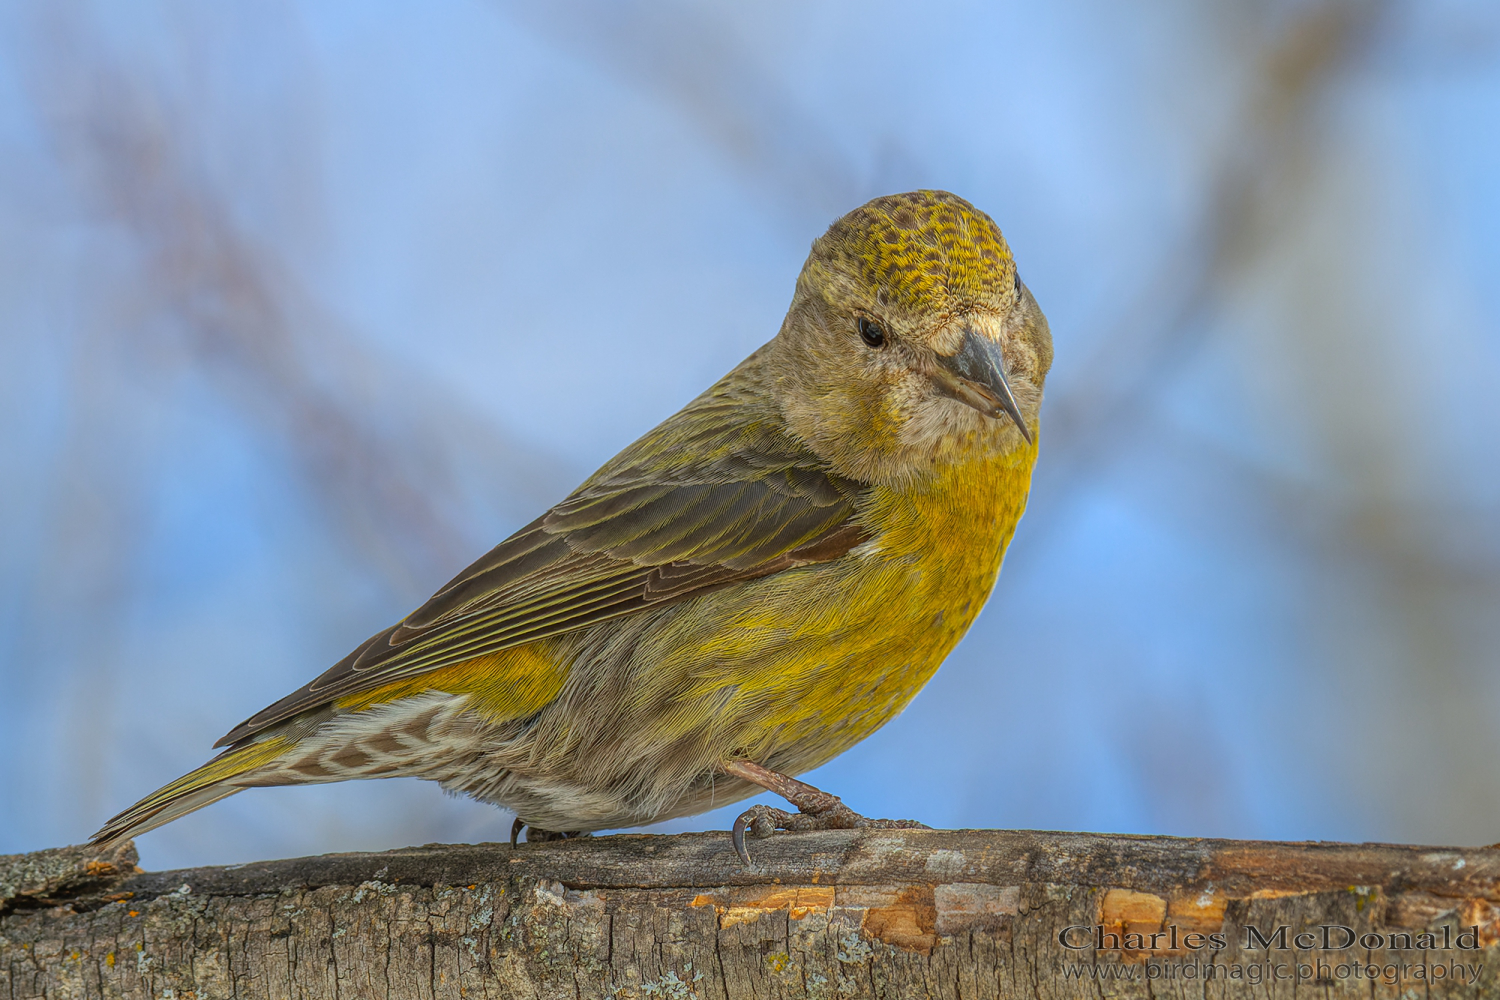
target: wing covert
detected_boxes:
[216,372,870,747]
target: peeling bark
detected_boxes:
[5,831,1500,998]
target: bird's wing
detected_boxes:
[216,379,869,746]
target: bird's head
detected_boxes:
[770,190,1052,485]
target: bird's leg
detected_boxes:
[722,759,928,865]
[510,817,589,847]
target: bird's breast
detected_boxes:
[653,439,1042,772]
[845,439,1040,664]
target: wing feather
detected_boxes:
[215,364,870,748]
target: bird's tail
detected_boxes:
[90,735,293,847]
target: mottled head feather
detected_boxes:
[771,190,1047,485]
[810,190,1015,319]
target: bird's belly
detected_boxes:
[449,547,996,829]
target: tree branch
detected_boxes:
[5,830,1500,997]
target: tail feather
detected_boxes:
[91,736,292,847]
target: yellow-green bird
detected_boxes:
[93,190,1052,863]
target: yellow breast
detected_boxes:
[627,436,1040,772]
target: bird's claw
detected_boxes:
[729,801,928,865]
[731,804,791,865]
[510,819,589,847]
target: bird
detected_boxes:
[92,189,1052,864]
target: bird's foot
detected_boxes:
[723,759,927,865]
[510,817,590,847]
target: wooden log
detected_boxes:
[4,830,1500,998]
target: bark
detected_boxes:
[4,830,1500,998]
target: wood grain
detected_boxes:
[5,830,1500,997]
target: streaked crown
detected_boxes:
[811,190,1016,317]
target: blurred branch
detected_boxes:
[20,7,571,597]
[1137,405,1500,584]
[492,0,877,226]
[1368,1,1500,75]
[1032,0,1387,505]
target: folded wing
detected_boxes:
[216,385,869,747]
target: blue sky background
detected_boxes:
[3,0,1499,871]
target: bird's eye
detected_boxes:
[857,317,886,348]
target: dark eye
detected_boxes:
[857,317,886,348]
